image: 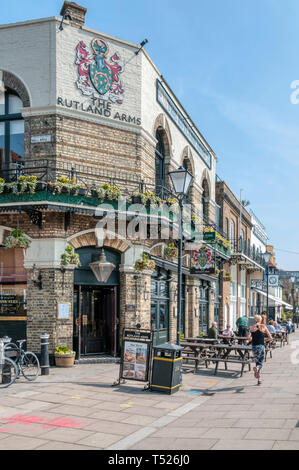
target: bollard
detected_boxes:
[40,333,50,375]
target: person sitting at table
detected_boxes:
[266,320,276,334]
[207,322,218,339]
[221,324,234,344]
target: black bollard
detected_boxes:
[40,333,50,375]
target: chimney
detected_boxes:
[60,1,87,28]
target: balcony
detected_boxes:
[230,237,264,272]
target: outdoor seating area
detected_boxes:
[181,328,291,377]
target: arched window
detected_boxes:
[230,219,235,251]
[202,178,209,221]
[155,129,165,195]
[0,88,24,179]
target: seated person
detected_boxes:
[207,322,218,339]
[266,320,276,334]
[221,324,234,343]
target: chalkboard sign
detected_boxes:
[115,328,153,385]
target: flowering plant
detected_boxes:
[55,345,75,355]
[132,191,162,207]
[0,178,4,194]
[134,253,156,272]
[94,183,123,201]
[53,177,81,195]
[7,175,37,195]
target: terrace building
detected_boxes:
[0,2,230,358]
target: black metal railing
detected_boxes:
[0,159,153,198]
[230,237,264,266]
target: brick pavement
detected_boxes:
[0,330,299,450]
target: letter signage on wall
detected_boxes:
[157,80,212,169]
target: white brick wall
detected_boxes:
[0,15,216,204]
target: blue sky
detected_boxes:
[2,0,299,270]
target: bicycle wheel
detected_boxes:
[20,352,40,381]
[0,357,18,388]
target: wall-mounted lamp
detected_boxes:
[59,9,73,31]
[135,39,148,55]
[32,264,42,290]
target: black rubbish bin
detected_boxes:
[150,343,183,394]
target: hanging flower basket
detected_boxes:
[163,242,178,260]
[60,245,81,268]
[134,253,156,272]
[4,229,31,250]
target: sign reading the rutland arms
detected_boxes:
[57,37,141,125]
[191,245,216,274]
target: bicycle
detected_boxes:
[3,340,40,383]
[0,341,18,389]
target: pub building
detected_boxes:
[0,1,231,359]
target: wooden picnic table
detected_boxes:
[181,341,253,376]
[184,337,219,344]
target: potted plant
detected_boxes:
[163,242,178,260]
[60,245,81,268]
[4,229,31,249]
[92,183,123,201]
[7,175,38,195]
[54,345,76,367]
[134,253,156,272]
[132,191,162,207]
[223,272,233,282]
[53,177,81,195]
[0,178,5,195]
[36,180,48,191]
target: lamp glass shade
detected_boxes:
[89,249,115,283]
[263,251,272,263]
[169,166,193,196]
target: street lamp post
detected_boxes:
[290,276,296,327]
[263,251,272,319]
[169,166,193,345]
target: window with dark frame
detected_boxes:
[0,88,24,180]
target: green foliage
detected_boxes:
[134,253,156,272]
[60,245,81,267]
[4,229,31,249]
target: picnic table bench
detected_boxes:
[181,341,253,377]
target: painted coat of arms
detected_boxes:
[192,246,215,272]
[75,38,124,104]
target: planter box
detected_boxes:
[36,182,47,191]
[78,188,87,197]
[91,189,98,198]
[54,354,75,367]
[131,196,143,204]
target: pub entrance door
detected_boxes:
[74,286,117,357]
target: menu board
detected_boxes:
[119,329,152,383]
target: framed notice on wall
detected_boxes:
[57,303,71,320]
[117,329,153,384]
